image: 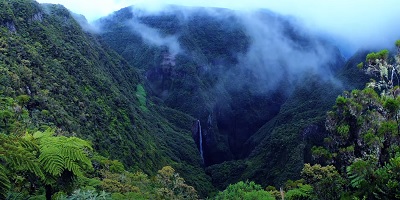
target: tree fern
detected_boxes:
[31,129,93,179]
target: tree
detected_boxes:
[301,164,344,199]
[285,184,314,200]
[24,129,93,199]
[323,88,400,170]
[0,128,93,199]
[156,166,198,200]
[215,181,275,200]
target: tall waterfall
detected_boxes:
[197,120,204,164]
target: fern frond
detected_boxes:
[60,146,90,165]
[0,133,44,179]
[19,136,40,153]
[0,165,11,199]
[37,130,93,178]
[64,157,83,176]
[39,149,64,176]
[33,128,54,140]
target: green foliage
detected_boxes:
[0,165,11,199]
[111,192,147,200]
[357,62,364,69]
[311,146,332,163]
[0,133,44,198]
[378,121,397,137]
[337,124,350,138]
[383,98,400,115]
[0,0,211,196]
[345,155,400,199]
[95,165,190,199]
[265,186,281,199]
[301,164,344,199]
[366,49,389,62]
[156,166,198,200]
[4,1,396,199]
[336,96,347,105]
[16,94,30,105]
[215,181,275,200]
[108,160,125,174]
[373,155,400,198]
[363,41,400,95]
[0,128,96,198]
[324,87,399,168]
[26,129,93,178]
[285,184,314,200]
[0,96,30,135]
[346,159,372,190]
[311,44,400,199]
[395,40,400,47]
[60,189,111,200]
[136,84,148,112]
[100,178,139,193]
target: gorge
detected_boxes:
[1,0,399,199]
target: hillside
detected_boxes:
[0,0,213,196]
[94,5,370,189]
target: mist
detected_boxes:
[241,11,335,82]
[37,0,400,56]
[127,19,181,55]
[90,4,349,95]
[34,0,400,97]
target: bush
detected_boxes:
[215,181,274,200]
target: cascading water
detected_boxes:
[197,120,204,164]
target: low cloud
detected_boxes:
[127,19,182,55]
[222,11,342,93]
[36,0,400,56]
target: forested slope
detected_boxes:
[0,0,213,196]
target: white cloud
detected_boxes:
[35,0,400,54]
[127,19,182,55]
[36,0,135,22]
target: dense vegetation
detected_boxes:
[210,40,400,200]
[0,94,201,199]
[0,0,213,197]
[2,0,400,199]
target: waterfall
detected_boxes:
[197,120,204,164]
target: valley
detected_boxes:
[0,0,399,199]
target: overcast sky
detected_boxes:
[35,0,400,54]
